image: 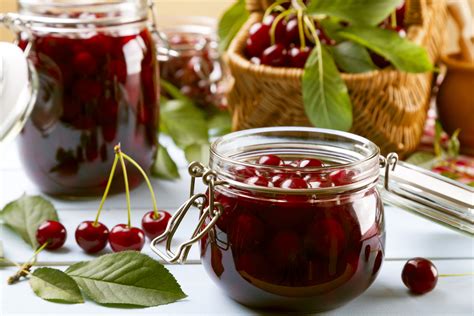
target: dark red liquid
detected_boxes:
[18,29,159,197]
[200,158,385,312]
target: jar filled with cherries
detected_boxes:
[158,17,227,111]
[152,127,386,312]
[7,0,159,197]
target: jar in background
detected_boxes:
[158,17,227,111]
[14,0,159,197]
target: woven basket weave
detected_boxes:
[227,0,447,156]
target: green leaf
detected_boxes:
[208,110,232,137]
[161,79,192,103]
[303,44,352,131]
[307,0,402,26]
[66,251,186,307]
[1,195,58,248]
[218,0,249,52]
[184,143,210,164]
[330,41,377,73]
[30,268,84,304]
[160,98,209,149]
[405,151,438,168]
[151,144,180,180]
[447,129,461,158]
[338,26,433,73]
[434,120,443,156]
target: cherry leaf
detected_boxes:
[303,44,352,131]
[330,41,377,73]
[65,251,186,307]
[307,0,402,26]
[1,195,58,249]
[218,0,249,52]
[30,268,84,304]
[152,144,180,180]
[338,26,433,73]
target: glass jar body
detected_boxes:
[158,17,227,111]
[199,127,385,312]
[16,2,159,197]
[201,185,385,311]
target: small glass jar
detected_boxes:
[158,17,227,111]
[7,0,159,197]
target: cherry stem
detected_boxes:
[297,9,306,49]
[305,14,321,51]
[94,154,119,226]
[292,0,306,10]
[115,145,132,228]
[439,273,474,277]
[270,9,294,45]
[122,152,159,217]
[264,0,290,18]
[391,10,397,28]
[7,242,48,285]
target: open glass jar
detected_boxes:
[151,127,473,312]
[1,0,159,197]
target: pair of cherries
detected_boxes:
[73,144,171,253]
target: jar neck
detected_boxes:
[209,127,381,195]
[17,0,148,32]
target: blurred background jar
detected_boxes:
[157,16,229,112]
[7,0,159,198]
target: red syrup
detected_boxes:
[18,29,159,197]
[200,155,385,312]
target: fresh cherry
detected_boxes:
[141,210,172,240]
[288,46,312,68]
[75,221,109,253]
[108,224,145,252]
[257,154,282,166]
[262,14,287,44]
[36,220,67,250]
[245,22,271,58]
[280,176,310,189]
[396,2,406,27]
[232,165,258,180]
[284,18,300,46]
[261,44,288,67]
[402,258,438,294]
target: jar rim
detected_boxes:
[209,126,381,195]
[17,0,147,31]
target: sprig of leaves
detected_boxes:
[218,0,434,132]
[1,195,58,249]
[153,80,231,180]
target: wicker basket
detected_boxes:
[227,0,447,156]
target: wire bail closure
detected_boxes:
[150,162,225,263]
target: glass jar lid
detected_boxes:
[0,42,37,144]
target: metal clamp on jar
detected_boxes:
[149,127,473,312]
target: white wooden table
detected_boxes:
[1,141,473,315]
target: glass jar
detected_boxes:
[151,126,472,312]
[6,0,159,197]
[158,17,227,111]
